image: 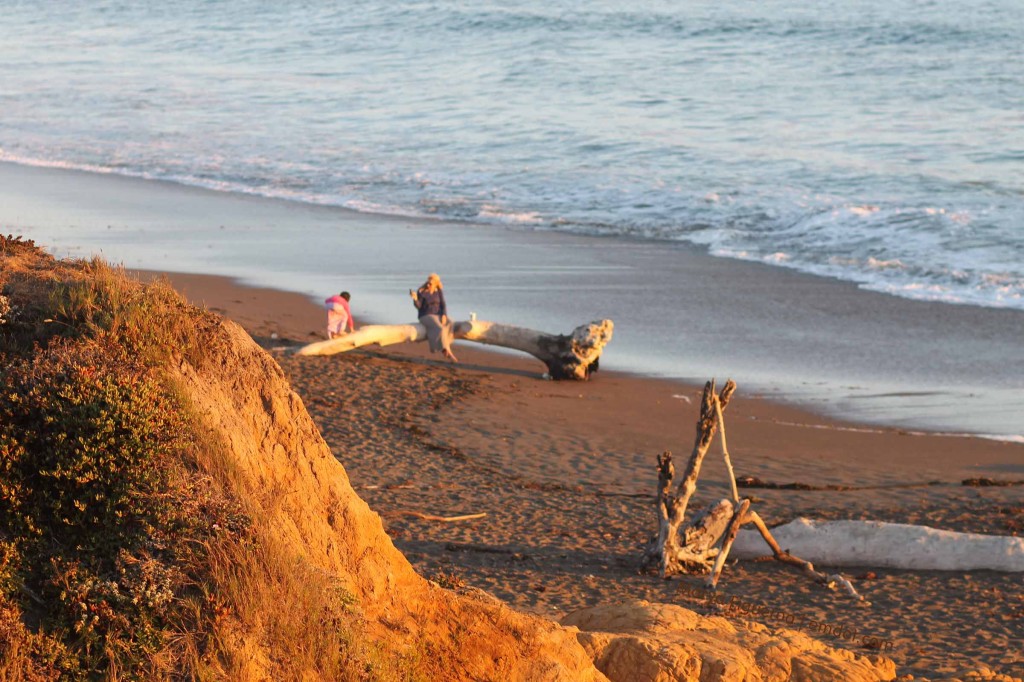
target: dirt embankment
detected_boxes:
[167,315,603,680]
[0,238,600,680]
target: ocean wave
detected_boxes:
[4,148,1023,313]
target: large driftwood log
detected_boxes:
[733,518,1024,572]
[295,319,614,380]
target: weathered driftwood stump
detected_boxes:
[642,380,736,577]
[296,318,613,380]
[642,379,863,600]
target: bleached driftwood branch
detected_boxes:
[732,518,1024,572]
[705,498,751,589]
[714,396,740,504]
[744,511,864,600]
[295,318,614,380]
[642,380,736,577]
[642,378,864,600]
[384,510,487,523]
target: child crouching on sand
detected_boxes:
[325,291,354,339]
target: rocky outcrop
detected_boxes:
[562,601,896,682]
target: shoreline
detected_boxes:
[5,159,1023,439]
[139,268,1024,491]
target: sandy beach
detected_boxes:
[136,268,1024,680]
[5,154,1023,680]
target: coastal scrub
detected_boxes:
[0,237,357,679]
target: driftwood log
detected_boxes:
[383,510,487,523]
[296,319,614,380]
[642,379,863,600]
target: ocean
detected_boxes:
[1,1,1022,437]
[2,0,1022,309]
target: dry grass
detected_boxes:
[165,409,367,681]
[170,404,436,681]
[195,527,358,678]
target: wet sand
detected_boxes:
[7,160,1023,439]
[142,268,1024,680]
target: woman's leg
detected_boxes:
[421,315,443,352]
[440,320,454,348]
[439,321,457,362]
[421,315,457,361]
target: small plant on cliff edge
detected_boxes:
[429,569,466,591]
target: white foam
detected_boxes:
[763,252,792,263]
[478,204,544,224]
[978,433,1024,444]
[848,205,880,216]
[3,150,1023,313]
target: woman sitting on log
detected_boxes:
[410,273,458,363]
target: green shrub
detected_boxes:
[0,343,178,553]
[0,592,82,681]
[0,341,192,678]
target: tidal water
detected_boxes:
[2,0,1023,310]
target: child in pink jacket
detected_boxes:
[324,291,354,338]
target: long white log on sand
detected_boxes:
[295,319,614,381]
[731,518,1024,572]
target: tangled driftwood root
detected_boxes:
[641,379,863,601]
